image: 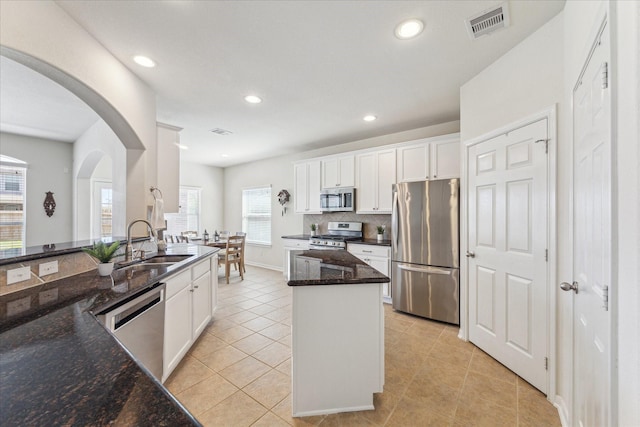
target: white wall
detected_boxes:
[180,161,224,235]
[460,10,567,411]
[223,121,460,270]
[0,0,157,225]
[0,132,73,246]
[73,119,127,240]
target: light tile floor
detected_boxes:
[165,266,561,426]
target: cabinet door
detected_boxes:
[367,257,391,299]
[322,158,339,189]
[163,285,193,381]
[192,271,212,339]
[294,163,309,213]
[307,160,322,213]
[376,149,396,213]
[397,143,429,182]
[338,155,355,187]
[211,255,218,314]
[283,239,310,277]
[431,140,460,179]
[356,152,377,213]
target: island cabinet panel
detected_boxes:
[162,254,217,383]
[291,282,384,417]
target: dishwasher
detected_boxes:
[97,282,166,380]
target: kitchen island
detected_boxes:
[287,249,389,417]
[0,244,218,426]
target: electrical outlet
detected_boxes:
[39,261,59,277]
[7,266,31,285]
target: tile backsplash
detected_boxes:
[304,213,391,239]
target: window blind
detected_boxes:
[0,165,26,257]
[242,186,271,245]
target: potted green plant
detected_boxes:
[376,225,385,242]
[83,241,121,276]
[310,223,317,236]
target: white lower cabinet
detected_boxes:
[348,244,391,303]
[162,254,217,382]
[282,238,310,278]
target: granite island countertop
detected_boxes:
[287,249,390,286]
[0,244,218,426]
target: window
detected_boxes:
[165,187,201,237]
[242,186,271,245]
[0,156,27,257]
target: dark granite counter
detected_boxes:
[349,238,392,247]
[281,234,312,240]
[287,249,390,286]
[282,235,391,247]
[0,244,218,426]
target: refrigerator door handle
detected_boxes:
[398,263,452,275]
[392,189,399,248]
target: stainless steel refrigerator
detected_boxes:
[391,179,460,324]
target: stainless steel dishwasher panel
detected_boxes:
[102,284,165,380]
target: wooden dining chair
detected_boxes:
[235,232,247,273]
[218,235,244,284]
[166,235,174,243]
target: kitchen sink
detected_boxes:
[141,255,192,264]
[115,255,192,271]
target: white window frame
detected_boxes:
[0,155,28,256]
[242,185,272,246]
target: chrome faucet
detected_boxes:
[125,219,156,262]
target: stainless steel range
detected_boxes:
[309,221,363,250]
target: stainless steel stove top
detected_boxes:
[309,222,362,250]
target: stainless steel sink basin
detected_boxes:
[115,254,192,271]
[141,255,192,264]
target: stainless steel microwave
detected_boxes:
[320,187,355,212]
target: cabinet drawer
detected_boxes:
[347,244,390,258]
[283,239,310,250]
[192,258,210,280]
[165,269,191,300]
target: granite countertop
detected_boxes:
[281,235,391,247]
[287,249,390,286]
[0,244,218,426]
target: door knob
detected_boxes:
[560,281,579,294]
[466,251,475,258]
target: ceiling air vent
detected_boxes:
[209,128,233,136]
[465,2,510,40]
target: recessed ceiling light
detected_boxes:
[221,154,229,158]
[363,115,377,122]
[133,55,156,67]
[244,95,262,104]
[174,143,188,150]
[394,19,424,39]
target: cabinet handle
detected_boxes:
[362,250,372,253]
[189,289,194,293]
[194,285,199,288]
[433,175,437,178]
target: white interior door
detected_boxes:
[570,20,611,427]
[467,118,549,392]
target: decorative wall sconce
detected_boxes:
[43,191,56,217]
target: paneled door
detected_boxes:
[570,19,611,427]
[467,118,549,392]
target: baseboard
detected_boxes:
[244,261,282,272]
[554,394,570,427]
[292,404,375,418]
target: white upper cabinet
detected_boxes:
[156,123,182,212]
[294,160,322,214]
[431,139,460,180]
[322,155,355,189]
[396,135,460,182]
[356,149,396,214]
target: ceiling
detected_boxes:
[2,1,564,167]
